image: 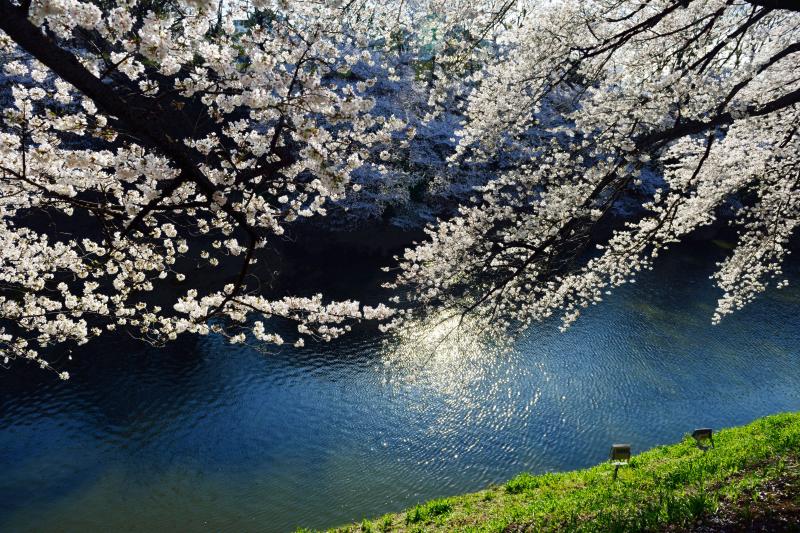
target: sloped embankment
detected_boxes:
[312,412,800,532]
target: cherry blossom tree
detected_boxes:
[390,0,800,337]
[1,0,798,377]
[0,0,411,376]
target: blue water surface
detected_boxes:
[1,242,799,531]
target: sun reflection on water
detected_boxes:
[377,311,543,451]
[381,312,500,392]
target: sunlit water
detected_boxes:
[1,242,799,532]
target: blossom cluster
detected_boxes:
[389,0,800,337]
[0,0,418,375]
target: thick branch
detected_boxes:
[638,85,800,149]
[745,0,800,13]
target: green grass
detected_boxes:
[308,412,800,532]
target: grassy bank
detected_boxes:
[308,412,800,532]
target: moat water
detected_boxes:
[1,241,799,531]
